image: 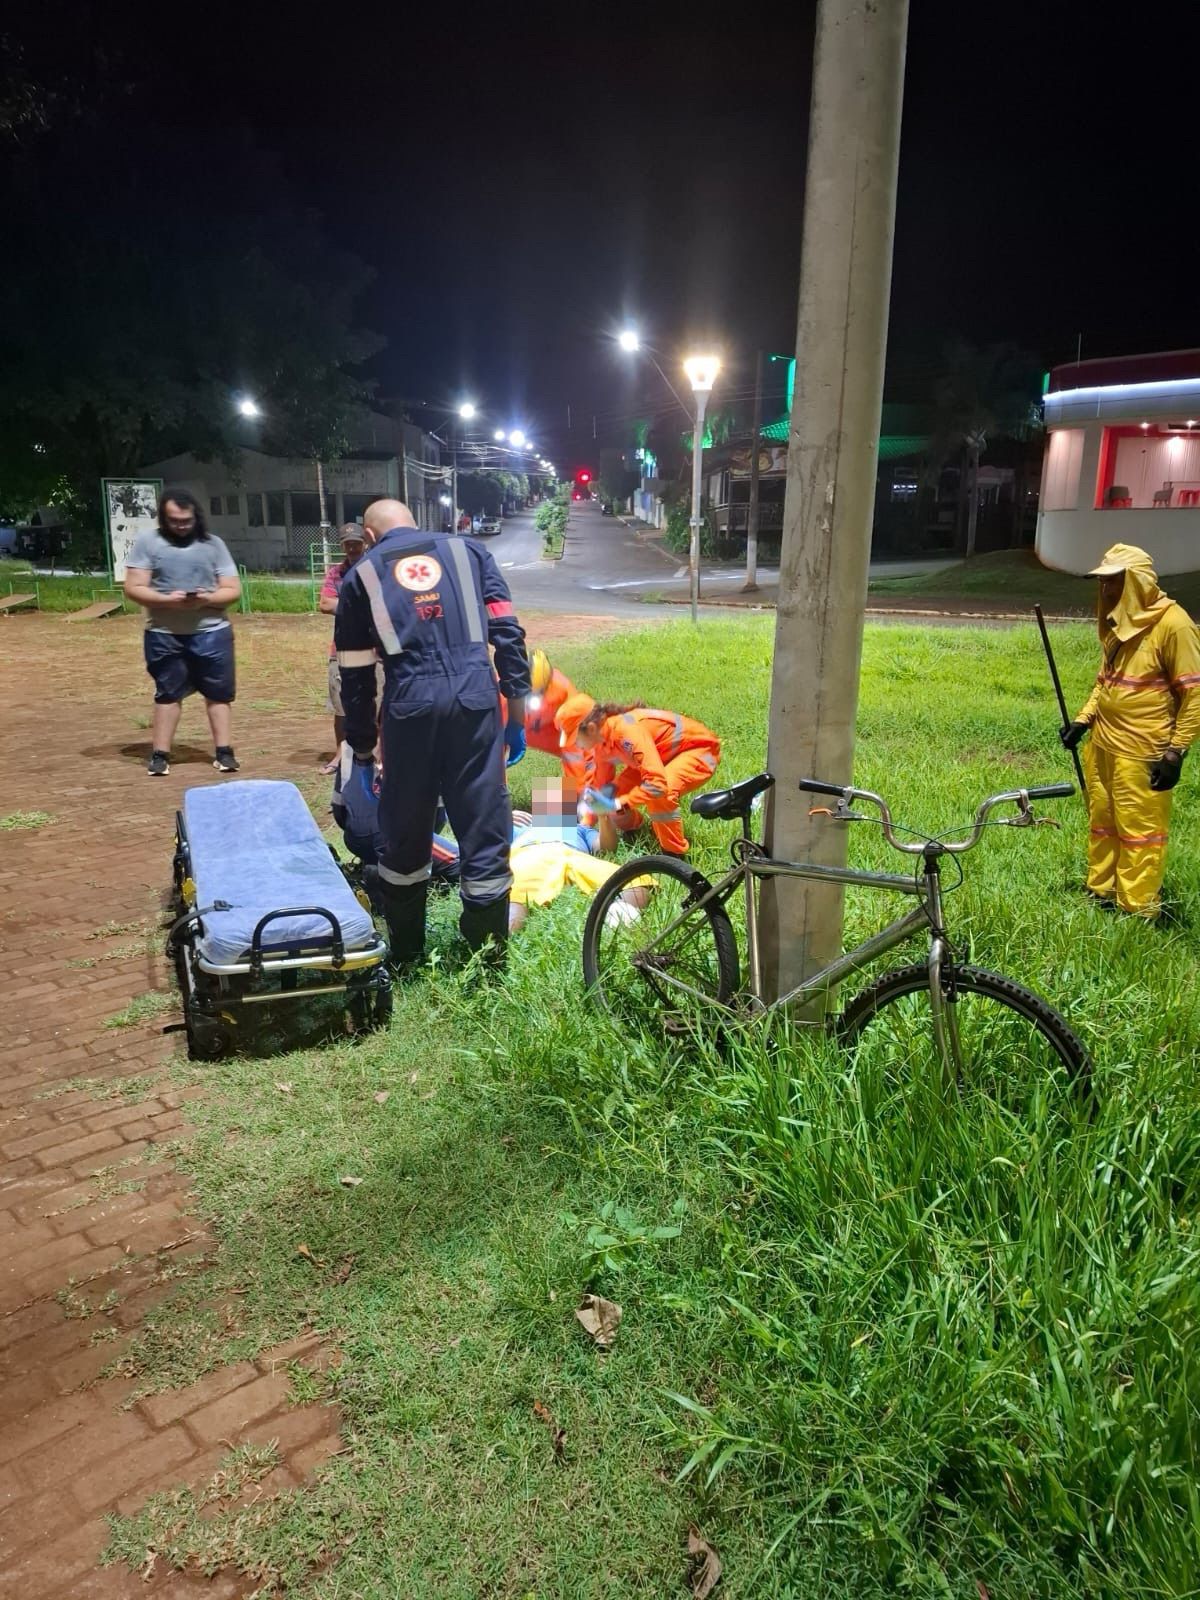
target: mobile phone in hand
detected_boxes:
[184,590,197,600]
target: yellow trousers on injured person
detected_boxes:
[1083,741,1173,917]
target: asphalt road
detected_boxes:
[485,500,683,617]
[490,500,973,623]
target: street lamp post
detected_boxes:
[683,355,720,624]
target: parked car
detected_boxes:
[479,515,502,536]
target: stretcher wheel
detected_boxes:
[187,1012,231,1061]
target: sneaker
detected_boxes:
[212,747,240,773]
[147,751,170,777]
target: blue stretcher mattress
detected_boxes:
[184,780,377,967]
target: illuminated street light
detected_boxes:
[509,429,527,447]
[439,494,451,506]
[618,329,640,352]
[236,397,261,418]
[458,402,477,420]
[494,429,507,441]
[683,354,722,623]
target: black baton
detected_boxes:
[1034,604,1086,793]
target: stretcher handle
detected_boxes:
[249,906,346,976]
[1024,783,1075,801]
[797,777,847,797]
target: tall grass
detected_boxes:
[484,617,1200,1595]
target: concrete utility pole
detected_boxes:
[743,350,763,592]
[759,0,909,1007]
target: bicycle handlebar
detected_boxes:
[798,777,1075,855]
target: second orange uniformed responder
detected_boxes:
[555,695,720,855]
[525,647,590,788]
[1060,543,1200,918]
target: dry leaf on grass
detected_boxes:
[532,1399,567,1462]
[339,1174,363,1187]
[406,1071,419,1085]
[332,1254,355,1284]
[575,1293,622,1350]
[274,1082,294,1094]
[373,1090,390,1104]
[296,1242,325,1268]
[686,1526,722,1599]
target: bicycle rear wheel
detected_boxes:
[582,855,739,1030]
[836,963,1091,1113]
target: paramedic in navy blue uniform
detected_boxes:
[334,498,530,968]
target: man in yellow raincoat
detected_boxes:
[1061,543,1200,918]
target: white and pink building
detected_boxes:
[1036,349,1200,576]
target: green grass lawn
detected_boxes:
[103,617,1199,1598]
[868,547,1200,616]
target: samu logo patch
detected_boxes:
[394,555,443,591]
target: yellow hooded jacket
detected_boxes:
[1077,545,1200,759]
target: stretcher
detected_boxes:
[168,779,390,1059]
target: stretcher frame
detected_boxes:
[168,807,391,1059]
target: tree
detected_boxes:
[0,117,382,533]
[931,341,1041,558]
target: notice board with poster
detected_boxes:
[103,479,162,580]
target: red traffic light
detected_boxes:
[575,468,592,484]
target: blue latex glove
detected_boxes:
[582,784,620,815]
[338,758,382,842]
[504,723,527,767]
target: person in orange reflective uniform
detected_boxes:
[524,647,591,788]
[1060,543,1200,918]
[555,694,720,855]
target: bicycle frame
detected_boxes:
[637,847,940,1015]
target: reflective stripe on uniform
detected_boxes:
[668,714,683,757]
[697,750,719,770]
[358,561,404,656]
[1118,831,1169,847]
[461,871,513,899]
[337,648,378,668]
[446,540,485,643]
[378,861,432,886]
[645,807,682,822]
[1173,672,1200,687]
[1100,672,1169,689]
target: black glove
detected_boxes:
[1149,750,1184,791]
[1060,721,1088,751]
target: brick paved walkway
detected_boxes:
[0,615,365,1598]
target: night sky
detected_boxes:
[9,0,1200,460]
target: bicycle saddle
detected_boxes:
[690,771,775,820]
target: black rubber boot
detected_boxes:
[459,896,509,969]
[381,880,428,971]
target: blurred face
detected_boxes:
[161,500,195,539]
[532,777,579,819]
[342,538,366,563]
[1099,573,1125,614]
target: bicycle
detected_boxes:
[582,771,1091,1104]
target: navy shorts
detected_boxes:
[144,627,236,704]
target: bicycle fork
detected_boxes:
[922,853,964,1090]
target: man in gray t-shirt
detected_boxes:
[123,490,243,777]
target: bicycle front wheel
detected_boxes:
[836,963,1091,1113]
[582,854,739,1029]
